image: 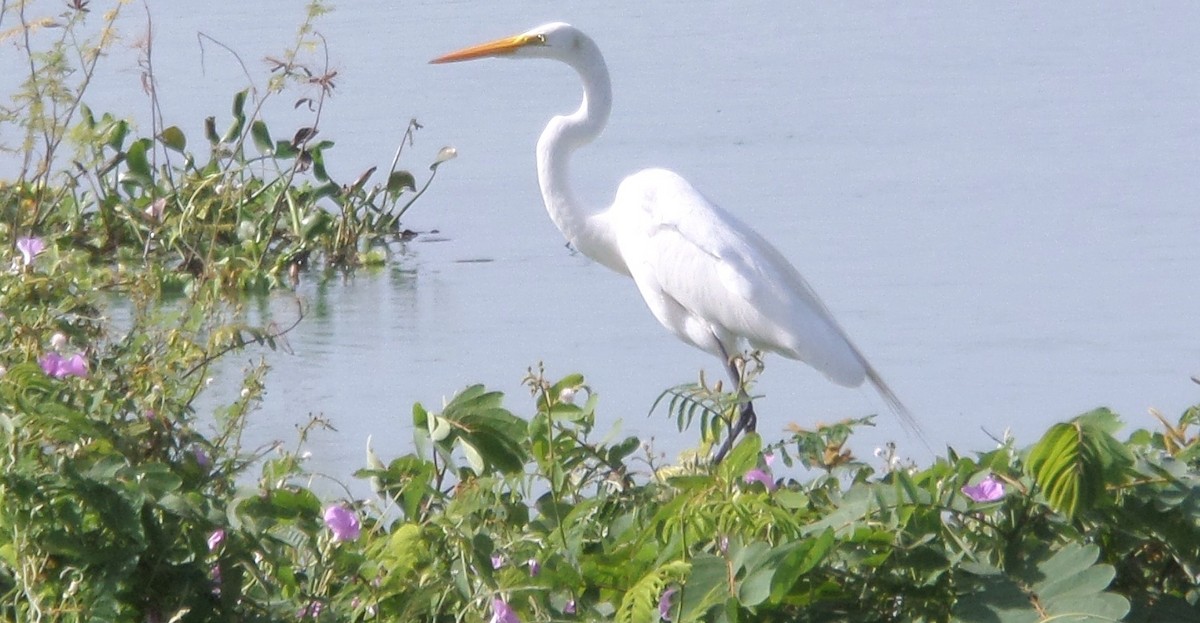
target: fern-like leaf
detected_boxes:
[1025,409,1132,518]
[616,560,690,623]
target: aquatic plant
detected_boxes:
[1,0,450,293]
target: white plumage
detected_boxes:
[432,22,920,456]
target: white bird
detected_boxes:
[432,22,921,461]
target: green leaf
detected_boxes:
[616,561,690,623]
[677,554,727,620]
[158,125,187,152]
[231,88,248,118]
[266,488,321,518]
[738,567,774,606]
[458,439,485,474]
[123,138,154,187]
[770,528,834,601]
[105,119,130,150]
[955,544,1129,623]
[311,147,330,182]
[250,120,273,154]
[386,170,416,193]
[1026,411,1132,518]
[137,462,183,498]
[300,210,332,241]
[274,140,299,159]
[222,90,249,143]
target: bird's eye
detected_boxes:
[535,34,547,45]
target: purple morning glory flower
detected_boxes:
[564,599,576,614]
[39,352,88,379]
[490,597,520,623]
[15,236,45,267]
[207,530,225,551]
[742,452,777,491]
[659,586,678,621]
[742,468,776,491]
[527,558,540,577]
[962,474,1005,503]
[323,505,361,542]
[491,554,505,570]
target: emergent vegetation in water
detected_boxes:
[2,0,453,294]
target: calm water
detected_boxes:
[11,2,1200,478]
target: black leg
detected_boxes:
[711,348,756,464]
[711,398,755,463]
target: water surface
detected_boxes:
[12,2,1200,478]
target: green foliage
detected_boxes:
[954,544,1129,622]
[2,0,450,293]
[1025,409,1134,519]
[2,3,1199,622]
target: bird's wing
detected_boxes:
[612,169,866,387]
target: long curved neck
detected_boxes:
[536,47,627,274]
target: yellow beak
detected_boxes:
[430,33,543,64]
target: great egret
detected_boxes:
[432,22,921,461]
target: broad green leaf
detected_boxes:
[738,567,774,606]
[311,147,330,181]
[1038,564,1116,602]
[124,138,153,186]
[274,140,299,159]
[678,555,728,620]
[429,415,451,442]
[231,88,248,118]
[105,118,129,150]
[250,120,273,154]
[1036,543,1100,582]
[300,210,332,241]
[1025,413,1131,518]
[459,438,484,474]
[267,488,321,518]
[158,125,186,152]
[770,528,835,601]
[387,170,416,193]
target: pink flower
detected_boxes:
[527,558,540,577]
[16,236,45,267]
[491,554,505,570]
[323,505,361,542]
[659,587,678,621]
[39,352,88,379]
[298,601,323,619]
[490,597,520,623]
[207,530,225,551]
[742,452,777,492]
[962,474,1005,503]
[564,599,576,614]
